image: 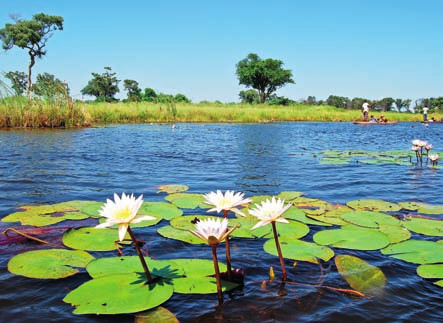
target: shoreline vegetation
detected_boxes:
[0,98,438,129]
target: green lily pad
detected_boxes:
[378,225,411,244]
[169,258,238,294]
[136,307,179,323]
[341,211,400,228]
[164,193,206,209]
[63,273,174,314]
[157,225,205,244]
[86,256,185,279]
[8,249,94,279]
[319,157,352,164]
[313,226,390,250]
[346,199,401,212]
[1,203,90,226]
[62,227,129,251]
[284,207,332,226]
[139,201,183,220]
[335,255,386,296]
[264,238,334,263]
[381,240,443,264]
[157,184,189,194]
[417,264,443,280]
[402,217,443,236]
[277,191,304,202]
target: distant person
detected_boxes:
[378,115,387,123]
[423,105,429,121]
[362,102,370,121]
[430,117,436,122]
[369,115,377,122]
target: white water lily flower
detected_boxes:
[190,217,237,246]
[96,193,155,241]
[203,190,251,216]
[411,146,419,152]
[425,144,433,151]
[429,154,439,162]
[249,197,292,230]
[412,139,427,147]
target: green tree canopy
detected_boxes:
[32,72,68,100]
[0,13,64,96]
[239,89,259,104]
[123,79,142,102]
[4,70,27,96]
[142,88,157,102]
[81,67,120,102]
[236,53,295,104]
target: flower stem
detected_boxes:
[223,209,232,281]
[127,226,154,284]
[272,221,287,281]
[211,244,224,304]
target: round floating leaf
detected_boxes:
[77,201,104,217]
[157,184,189,194]
[229,217,271,238]
[164,193,206,209]
[341,211,400,228]
[313,226,390,250]
[306,206,352,226]
[378,225,411,244]
[276,191,304,202]
[63,273,174,314]
[136,307,179,323]
[381,240,443,264]
[2,206,89,226]
[169,258,238,294]
[417,264,443,280]
[284,207,332,226]
[417,204,443,215]
[335,255,386,296]
[346,199,401,212]
[157,225,204,244]
[319,157,352,164]
[170,215,213,231]
[62,227,128,251]
[402,217,443,236]
[8,249,94,279]
[264,237,334,263]
[86,256,185,279]
[139,201,183,220]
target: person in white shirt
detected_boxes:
[362,102,370,121]
[423,105,429,121]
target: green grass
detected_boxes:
[0,96,438,128]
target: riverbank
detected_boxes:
[0,98,436,128]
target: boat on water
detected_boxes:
[421,121,443,124]
[353,121,398,125]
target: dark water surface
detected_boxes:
[1,122,443,322]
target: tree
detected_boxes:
[239,89,259,104]
[326,95,350,109]
[0,13,64,96]
[123,79,141,102]
[81,67,120,102]
[32,72,68,99]
[174,93,191,103]
[142,87,157,102]
[4,70,27,95]
[236,53,294,104]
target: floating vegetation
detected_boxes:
[2,188,443,316]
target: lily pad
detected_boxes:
[63,273,174,314]
[277,191,304,202]
[402,217,443,236]
[417,264,443,280]
[381,240,443,264]
[8,249,94,279]
[313,226,390,250]
[157,184,189,194]
[335,255,386,296]
[264,238,334,263]
[169,258,238,294]
[157,225,205,244]
[341,211,401,228]
[139,201,183,220]
[346,199,401,212]
[164,193,207,209]
[62,227,129,251]
[136,307,179,323]
[86,256,185,279]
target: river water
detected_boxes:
[1,122,443,322]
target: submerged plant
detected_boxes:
[96,193,156,283]
[203,190,251,280]
[249,197,292,281]
[190,217,238,303]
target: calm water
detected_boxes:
[1,122,443,322]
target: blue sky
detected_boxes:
[1,0,442,103]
